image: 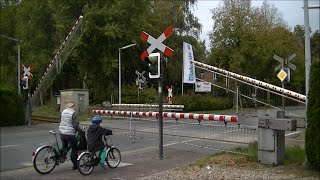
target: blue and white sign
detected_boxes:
[183,42,196,84]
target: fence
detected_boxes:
[97,110,257,155]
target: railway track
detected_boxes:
[31,115,59,123]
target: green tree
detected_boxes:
[15,0,54,93]
[306,60,320,170]
[311,30,319,60]
[0,3,18,87]
[207,0,305,94]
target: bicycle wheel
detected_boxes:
[106,147,121,168]
[32,145,57,174]
[78,152,94,175]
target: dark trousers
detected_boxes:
[60,134,77,168]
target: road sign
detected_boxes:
[135,70,147,89]
[21,64,33,79]
[273,54,296,82]
[287,53,296,70]
[277,69,287,82]
[140,26,174,61]
[273,54,283,72]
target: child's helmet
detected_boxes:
[91,115,102,123]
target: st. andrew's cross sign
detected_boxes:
[140,26,174,60]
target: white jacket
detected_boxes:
[59,108,77,135]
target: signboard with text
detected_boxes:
[195,81,211,92]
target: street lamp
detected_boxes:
[118,43,136,104]
[0,35,21,95]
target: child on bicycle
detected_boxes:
[87,115,113,170]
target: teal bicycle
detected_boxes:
[77,135,121,175]
[32,130,84,174]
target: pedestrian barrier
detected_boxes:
[92,110,238,122]
[110,104,184,112]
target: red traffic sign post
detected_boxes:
[140,26,174,61]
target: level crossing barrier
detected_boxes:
[92,109,238,123]
[110,104,184,112]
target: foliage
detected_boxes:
[174,93,233,111]
[0,4,18,87]
[110,85,158,104]
[0,86,24,126]
[208,0,308,94]
[284,146,305,166]
[31,101,59,117]
[306,60,320,170]
[1,0,319,113]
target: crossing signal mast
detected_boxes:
[140,26,175,160]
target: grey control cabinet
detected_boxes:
[258,110,296,165]
[258,128,285,165]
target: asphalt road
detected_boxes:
[0,107,305,179]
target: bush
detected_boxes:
[122,85,157,104]
[174,93,233,111]
[306,60,320,170]
[0,86,25,126]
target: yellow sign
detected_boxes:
[277,69,287,82]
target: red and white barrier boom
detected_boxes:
[92,110,238,123]
[192,60,306,103]
[111,104,184,109]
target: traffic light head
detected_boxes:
[20,76,29,89]
[145,52,160,79]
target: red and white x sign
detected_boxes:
[140,26,174,61]
[21,64,33,79]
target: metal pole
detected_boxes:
[282,81,285,110]
[158,54,164,160]
[119,49,121,104]
[18,43,21,95]
[236,86,239,114]
[303,0,312,166]
[181,64,184,96]
[28,88,31,127]
[304,0,312,110]
[118,43,136,104]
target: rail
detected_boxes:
[31,115,59,123]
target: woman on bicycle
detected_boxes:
[87,115,113,170]
[59,101,82,170]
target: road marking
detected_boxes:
[0,145,17,148]
[116,162,133,167]
[285,131,301,137]
[20,162,33,166]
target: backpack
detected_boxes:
[77,131,87,151]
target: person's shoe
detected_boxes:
[99,163,107,170]
[72,166,78,170]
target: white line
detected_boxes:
[116,162,133,167]
[285,131,301,137]
[20,162,33,166]
[0,145,17,148]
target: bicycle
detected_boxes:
[32,130,85,174]
[77,135,121,175]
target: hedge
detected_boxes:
[306,60,320,170]
[0,86,25,126]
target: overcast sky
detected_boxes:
[194,0,320,49]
